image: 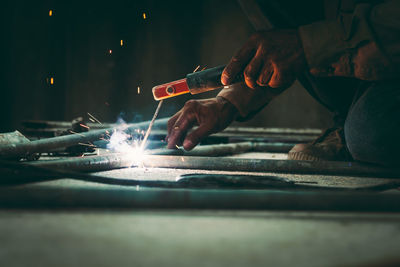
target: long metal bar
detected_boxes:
[151,142,294,156]
[22,119,322,136]
[1,186,400,211]
[223,127,322,135]
[22,128,315,144]
[22,120,115,130]
[0,118,169,159]
[186,142,294,155]
[3,159,399,191]
[28,153,400,178]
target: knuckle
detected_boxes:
[256,78,267,87]
[245,78,255,89]
[167,118,177,131]
[243,66,252,77]
[269,76,289,88]
[189,133,200,142]
[184,100,197,109]
[167,122,174,131]
[259,72,271,85]
[244,67,256,79]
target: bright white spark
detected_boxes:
[107,118,147,167]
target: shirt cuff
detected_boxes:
[217,83,277,121]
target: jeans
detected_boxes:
[307,77,400,166]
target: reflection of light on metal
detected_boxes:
[142,12,147,19]
[50,77,54,85]
[109,49,112,55]
[87,112,103,125]
[79,123,90,130]
[49,10,53,16]
[120,40,123,46]
[137,86,140,94]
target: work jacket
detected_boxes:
[218,0,400,119]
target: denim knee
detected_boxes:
[344,82,400,166]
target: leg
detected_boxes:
[304,77,360,125]
[288,77,380,162]
[345,81,400,166]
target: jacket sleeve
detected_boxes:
[298,0,400,80]
[217,83,282,121]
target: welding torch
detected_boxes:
[152,65,242,100]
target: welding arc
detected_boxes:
[0,117,169,160]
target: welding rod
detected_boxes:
[27,153,400,178]
[0,118,169,160]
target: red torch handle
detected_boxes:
[152,78,190,101]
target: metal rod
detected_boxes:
[0,118,170,159]
[23,127,315,144]
[1,186,400,211]
[150,142,294,156]
[28,153,400,178]
[223,127,322,135]
[3,159,399,192]
[22,119,322,136]
[140,100,163,151]
[219,133,316,143]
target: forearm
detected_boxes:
[217,83,284,121]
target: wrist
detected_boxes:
[216,96,239,122]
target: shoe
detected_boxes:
[288,127,352,161]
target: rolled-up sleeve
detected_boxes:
[217,83,281,121]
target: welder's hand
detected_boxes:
[221,29,307,89]
[167,97,238,151]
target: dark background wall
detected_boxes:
[0,0,332,132]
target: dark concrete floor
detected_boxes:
[1,152,400,266]
[1,209,400,267]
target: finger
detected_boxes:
[167,108,197,149]
[183,124,213,151]
[243,50,263,89]
[269,67,294,88]
[222,44,255,85]
[167,112,180,137]
[256,62,273,87]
